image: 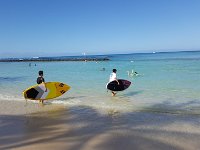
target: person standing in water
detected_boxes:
[109,69,120,96]
[37,70,47,104]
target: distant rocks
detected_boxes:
[0,57,110,62]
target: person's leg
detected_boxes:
[112,91,116,96]
[39,100,44,104]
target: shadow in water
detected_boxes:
[141,99,200,115]
[122,90,143,97]
[0,76,27,82]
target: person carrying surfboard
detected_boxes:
[109,69,120,96]
[37,70,47,103]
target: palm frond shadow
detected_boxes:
[1,101,200,150]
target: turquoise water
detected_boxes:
[0,51,200,114]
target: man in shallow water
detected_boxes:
[109,69,120,96]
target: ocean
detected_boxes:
[0,51,200,114]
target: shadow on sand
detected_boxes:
[1,101,200,150]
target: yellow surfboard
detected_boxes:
[23,82,70,100]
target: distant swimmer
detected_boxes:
[29,63,31,67]
[100,68,105,71]
[109,69,119,96]
[127,70,139,77]
[37,70,47,104]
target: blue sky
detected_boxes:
[0,0,200,57]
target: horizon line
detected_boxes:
[0,50,200,59]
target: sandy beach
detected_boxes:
[1,100,200,150]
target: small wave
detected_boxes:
[0,94,24,101]
[50,96,135,114]
[51,99,82,105]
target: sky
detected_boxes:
[0,0,200,58]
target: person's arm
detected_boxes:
[43,78,47,92]
[114,74,120,85]
[116,79,120,85]
[44,83,47,92]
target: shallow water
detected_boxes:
[0,51,200,114]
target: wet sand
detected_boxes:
[1,100,200,150]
